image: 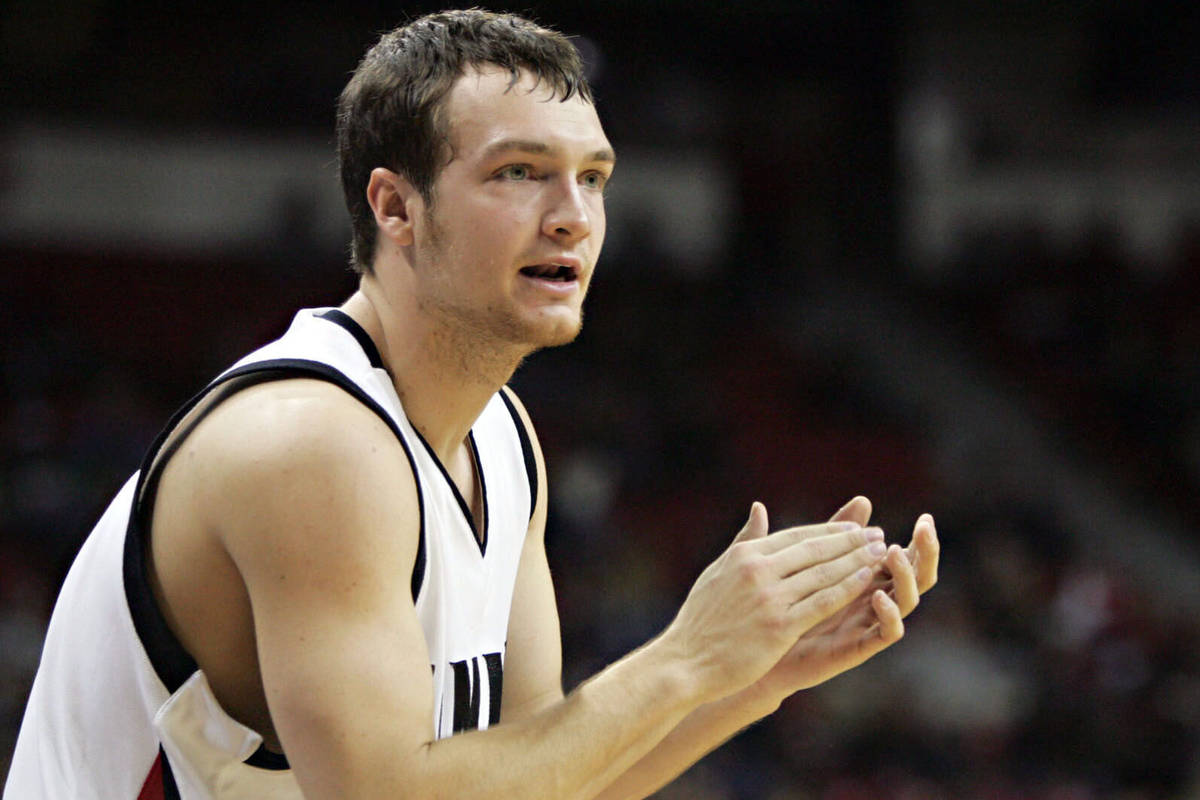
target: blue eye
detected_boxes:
[500,165,530,180]
[581,172,608,191]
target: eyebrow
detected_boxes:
[482,138,616,165]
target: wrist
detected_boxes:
[641,627,709,707]
[735,679,784,718]
[652,630,782,720]
[648,619,764,713]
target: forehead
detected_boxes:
[442,66,610,160]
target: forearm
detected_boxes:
[358,636,701,800]
[590,683,781,800]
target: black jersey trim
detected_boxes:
[468,431,489,551]
[410,425,488,556]
[161,745,182,800]
[314,309,384,369]
[498,388,538,523]
[123,357,427,773]
[244,742,291,771]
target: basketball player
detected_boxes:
[6,9,939,799]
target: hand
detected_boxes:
[750,496,940,702]
[662,503,889,705]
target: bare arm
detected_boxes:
[498,393,941,800]
[196,381,887,799]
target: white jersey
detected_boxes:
[6,308,538,799]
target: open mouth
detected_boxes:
[519,264,578,282]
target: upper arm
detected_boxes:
[192,379,432,798]
[498,386,565,722]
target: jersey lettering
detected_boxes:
[448,652,504,733]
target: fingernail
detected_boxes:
[868,541,887,556]
[865,527,884,541]
[857,566,872,581]
[833,521,861,532]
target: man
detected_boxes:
[7,9,938,799]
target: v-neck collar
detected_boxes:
[410,427,489,555]
[317,307,489,554]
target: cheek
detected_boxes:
[590,204,607,246]
[471,198,532,239]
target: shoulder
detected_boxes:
[193,377,409,477]
[180,377,421,575]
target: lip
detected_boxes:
[544,255,583,274]
[517,270,580,295]
[517,255,585,292]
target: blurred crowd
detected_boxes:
[3,194,1200,800]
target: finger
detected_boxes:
[785,553,879,631]
[904,513,933,560]
[905,513,940,594]
[757,519,864,556]
[869,589,905,645]
[884,544,920,616]
[867,564,891,592]
[829,495,872,528]
[772,528,886,578]
[846,592,905,661]
[731,502,769,544]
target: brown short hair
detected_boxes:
[336,9,594,274]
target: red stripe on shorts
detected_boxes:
[137,751,164,800]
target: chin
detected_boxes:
[528,318,583,349]
[513,306,584,348]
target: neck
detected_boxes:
[339,286,525,463]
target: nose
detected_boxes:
[542,178,592,242]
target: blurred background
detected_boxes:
[2,1,1199,797]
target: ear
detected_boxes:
[366,167,421,248]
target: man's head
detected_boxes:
[337,9,594,274]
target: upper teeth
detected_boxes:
[527,264,568,277]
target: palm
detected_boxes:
[758,580,888,694]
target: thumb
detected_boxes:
[732,501,769,543]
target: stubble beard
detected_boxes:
[417,209,585,384]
